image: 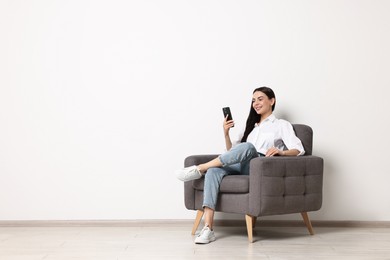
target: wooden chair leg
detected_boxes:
[245,214,255,243]
[191,210,204,235]
[252,217,257,229]
[301,212,314,235]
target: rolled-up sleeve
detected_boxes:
[280,120,305,156]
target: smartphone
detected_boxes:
[222,107,234,127]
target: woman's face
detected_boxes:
[252,91,274,115]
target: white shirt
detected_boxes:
[235,114,305,156]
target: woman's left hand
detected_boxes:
[265,147,284,157]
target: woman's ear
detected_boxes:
[270,98,275,106]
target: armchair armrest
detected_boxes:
[248,156,324,217]
[184,154,220,167]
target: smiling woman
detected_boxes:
[175,86,305,244]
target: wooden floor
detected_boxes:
[0,223,389,259]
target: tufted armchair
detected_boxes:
[183,124,324,242]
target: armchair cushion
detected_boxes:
[193,175,249,193]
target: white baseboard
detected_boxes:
[0,219,390,228]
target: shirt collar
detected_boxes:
[264,114,276,122]
[255,114,276,126]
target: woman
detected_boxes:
[175,86,305,244]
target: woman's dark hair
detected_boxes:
[240,87,276,142]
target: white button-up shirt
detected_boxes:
[236,114,305,156]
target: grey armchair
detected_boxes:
[183,124,323,242]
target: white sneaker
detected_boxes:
[175,165,202,182]
[194,226,216,244]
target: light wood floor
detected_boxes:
[0,223,389,260]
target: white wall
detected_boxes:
[1,0,389,221]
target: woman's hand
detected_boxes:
[265,147,285,157]
[223,115,234,151]
[223,115,235,135]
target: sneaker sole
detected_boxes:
[195,237,216,244]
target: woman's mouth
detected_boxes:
[254,106,262,112]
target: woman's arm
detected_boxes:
[265,148,300,157]
[224,133,232,151]
[282,149,300,156]
[280,120,305,156]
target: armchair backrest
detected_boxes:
[292,124,313,155]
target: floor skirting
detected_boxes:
[1,219,390,228]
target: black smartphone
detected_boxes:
[222,107,234,127]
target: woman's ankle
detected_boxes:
[197,165,206,174]
[204,223,213,231]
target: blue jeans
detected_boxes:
[202,142,263,210]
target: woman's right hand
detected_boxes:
[223,115,235,135]
[223,115,234,150]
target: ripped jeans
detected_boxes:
[202,142,263,210]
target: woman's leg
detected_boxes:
[197,158,222,173]
[176,143,258,182]
[202,164,240,229]
[198,143,258,174]
[204,207,215,229]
